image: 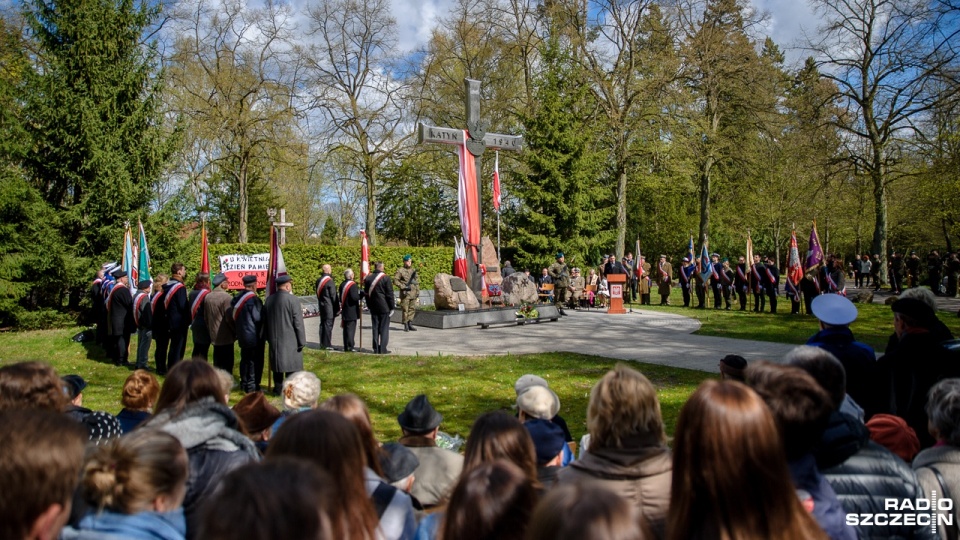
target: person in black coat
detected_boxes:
[363,262,395,354]
[764,256,780,314]
[132,280,153,370]
[751,255,766,312]
[734,256,749,311]
[91,267,107,346]
[150,275,170,375]
[877,298,960,448]
[163,263,190,369]
[338,269,362,352]
[106,270,134,366]
[315,264,339,350]
[232,275,264,393]
[188,273,212,362]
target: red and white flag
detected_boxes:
[200,222,210,275]
[360,229,370,281]
[787,230,803,286]
[266,225,287,298]
[453,237,468,282]
[492,151,501,213]
[458,130,480,261]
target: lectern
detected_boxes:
[606,274,627,314]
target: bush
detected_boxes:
[13,308,77,331]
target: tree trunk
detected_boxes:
[871,171,888,284]
[698,156,713,242]
[615,165,627,259]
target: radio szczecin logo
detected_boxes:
[846,494,953,533]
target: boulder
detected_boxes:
[848,290,874,304]
[433,273,481,311]
[501,272,539,306]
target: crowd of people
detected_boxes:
[3,284,959,539]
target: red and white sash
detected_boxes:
[233,291,256,321]
[151,289,164,312]
[368,272,387,293]
[133,292,148,326]
[341,281,355,307]
[191,289,211,320]
[106,284,121,311]
[316,276,332,298]
[164,282,185,309]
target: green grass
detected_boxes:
[0,329,710,442]
[628,288,960,351]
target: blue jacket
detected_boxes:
[61,509,186,540]
[162,279,190,331]
[789,453,858,540]
[807,327,881,418]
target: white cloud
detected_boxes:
[390,0,455,52]
[749,0,820,66]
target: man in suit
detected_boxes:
[657,255,673,305]
[233,274,264,393]
[263,274,306,393]
[106,269,134,366]
[679,257,694,307]
[764,255,781,314]
[339,268,362,352]
[163,263,190,369]
[315,264,339,349]
[751,255,766,313]
[205,273,236,374]
[364,261,395,354]
[132,279,153,369]
[622,253,637,303]
[709,253,723,309]
[735,256,749,311]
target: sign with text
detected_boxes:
[219,253,269,290]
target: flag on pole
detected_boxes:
[699,239,714,282]
[788,229,803,286]
[746,231,755,292]
[266,225,287,298]
[457,130,480,261]
[122,224,136,293]
[137,220,152,289]
[806,222,824,270]
[360,230,370,281]
[687,236,696,266]
[200,221,210,275]
[492,151,501,213]
[635,238,642,278]
[453,237,468,281]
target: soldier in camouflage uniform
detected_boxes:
[548,252,571,316]
[394,254,419,332]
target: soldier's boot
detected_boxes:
[407,321,417,332]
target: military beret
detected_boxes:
[241,275,257,285]
[556,252,564,259]
[275,274,292,285]
[403,254,412,261]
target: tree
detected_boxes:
[165,0,307,243]
[319,216,340,246]
[513,31,612,270]
[376,158,459,247]
[305,0,414,246]
[807,0,960,280]
[19,0,173,260]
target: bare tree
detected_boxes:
[304,0,414,246]
[807,0,960,280]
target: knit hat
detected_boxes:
[233,391,282,434]
[866,414,920,463]
[380,442,420,483]
[516,385,560,420]
[61,375,87,399]
[524,418,567,465]
[397,394,443,432]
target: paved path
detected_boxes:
[847,284,960,313]
[304,309,797,374]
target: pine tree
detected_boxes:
[513,32,613,270]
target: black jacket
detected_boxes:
[339,280,362,322]
[133,291,152,330]
[107,285,133,336]
[231,291,263,349]
[817,411,937,540]
[315,274,340,319]
[363,271,395,315]
[162,279,190,331]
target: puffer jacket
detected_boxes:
[914,445,960,540]
[143,397,260,539]
[556,436,671,529]
[817,411,937,540]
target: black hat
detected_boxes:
[242,275,257,285]
[137,280,152,290]
[397,394,443,433]
[718,355,747,381]
[275,274,291,285]
[212,273,227,287]
[111,269,127,279]
[892,298,937,328]
[379,442,420,483]
[62,374,87,399]
[524,418,567,465]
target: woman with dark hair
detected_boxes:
[557,365,671,529]
[116,370,160,433]
[526,483,646,540]
[439,460,538,540]
[199,458,337,540]
[0,361,66,412]
[267,410,380,540]
[668,380,828,540]
[142,360,259,539]
[321,394,417,540]
[62,429,189,540]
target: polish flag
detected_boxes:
[360,230,370,281]
[458,130,480,261]
[492,151,501,213]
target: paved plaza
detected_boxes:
[304,309,797,374]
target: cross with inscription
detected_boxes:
[418,78,523,297]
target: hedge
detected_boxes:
[169,244,456,297]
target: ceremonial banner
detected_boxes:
[746,232,755,291]
[122,224,136,293]
[137,220,152,289]
[699,241,714,282]
[200,222,211,275]
[360,229,370,281]
[806,222,824,270]
[218,253,269,290]
[492,151,501,213]
[453,237,468,282]
[266,225,287,298]
[457,130,480,260]
[788,230,803,285]
[687,236,696,266]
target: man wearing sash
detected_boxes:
[735,256,749,311]
[710,253,724,309]
[132,280,153,369]
[339,269,362,352]
[263,274,306,393]
[679,257,694,307]
[106,269,134,366]
[657,255,672,305]
[364,261,395,354]
[693,262,707,309]
[205,273,236,373]
[233,274,264,393]
[751,255,766,313]
[720,258,734,310]
[315,264,339,348]
[163,263,190,369]
[188,273,212,361]
[764,255,780,314]
[394,255,419,332]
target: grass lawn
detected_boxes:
[0,329,711,442]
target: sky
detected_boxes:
[387,0,822,68]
